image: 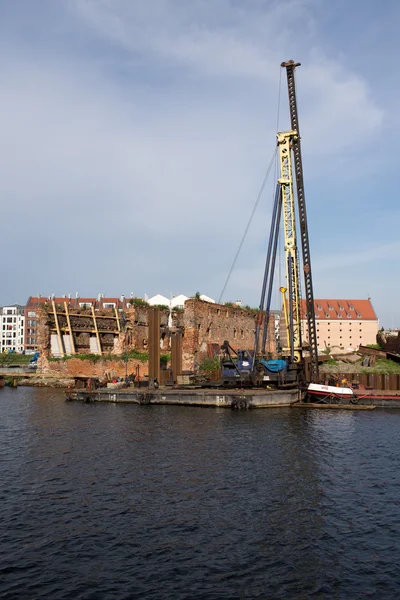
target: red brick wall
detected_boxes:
[40,356,148,380]
[182,299,276,370]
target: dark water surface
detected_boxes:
[1,387,400,599]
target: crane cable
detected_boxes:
[218,66,283,305]
[217,146,278,305]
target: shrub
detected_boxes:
[199,356,220,372]
[129,298,149,307]
[160,353,171,366]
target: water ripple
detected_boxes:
[1,388,400,598]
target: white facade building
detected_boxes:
[0,305,25,353]
[170,294,189,309]
[200,294,215,303]
[148,293,215,310]
[148,294,171,307]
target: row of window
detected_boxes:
[317,335,363,340]
[317,329,363,333]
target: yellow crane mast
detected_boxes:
[277,130,302,363]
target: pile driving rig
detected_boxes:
[218,60,319,389]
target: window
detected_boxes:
[28,312,36,317]
[103,303,116,309]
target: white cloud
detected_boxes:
[0,0,395,324]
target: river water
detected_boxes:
[1,387,400,599]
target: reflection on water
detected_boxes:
[1,387,400,599]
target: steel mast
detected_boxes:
[281,60,319,382]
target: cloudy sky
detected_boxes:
[1,0,399,326]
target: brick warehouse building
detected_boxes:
[280,298,379,354]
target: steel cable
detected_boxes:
[218,146,277,304]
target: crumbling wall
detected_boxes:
[41,357,148,380]
[37,299,275,372]
[377,331,400,353]
[182,299,276,371]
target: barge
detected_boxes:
[69,386,300,409]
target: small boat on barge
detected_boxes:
[307,383,400,408]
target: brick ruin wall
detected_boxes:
[40,356,148,381]
[377,331,400,354]
[182,299,276,370]
[37,300,276,375]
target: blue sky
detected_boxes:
[0,0,399,326]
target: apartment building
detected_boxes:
[0,305,25,353]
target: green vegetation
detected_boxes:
[224,302,234,307]
[365,343,383,350]
[128,298,149,307]
[325,357,338,365]
[48,350,149,363]
[153,304,170,310]
[194,291,201,300]
[0,353,31,366]
[160,353,171,366]
[361,358,400,374]
[243,305,259,314]
[199,356,220,372]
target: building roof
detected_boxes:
[200,294,215,303]
[148,294,170,307]
[25,296,130,310]
[300,299,377,321]
[171,294,188,308]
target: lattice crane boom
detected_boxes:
[281,60,319,382]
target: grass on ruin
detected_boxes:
[48,350,149,363]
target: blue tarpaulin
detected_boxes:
[259,359,287,372]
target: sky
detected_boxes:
[1,0,399,327]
